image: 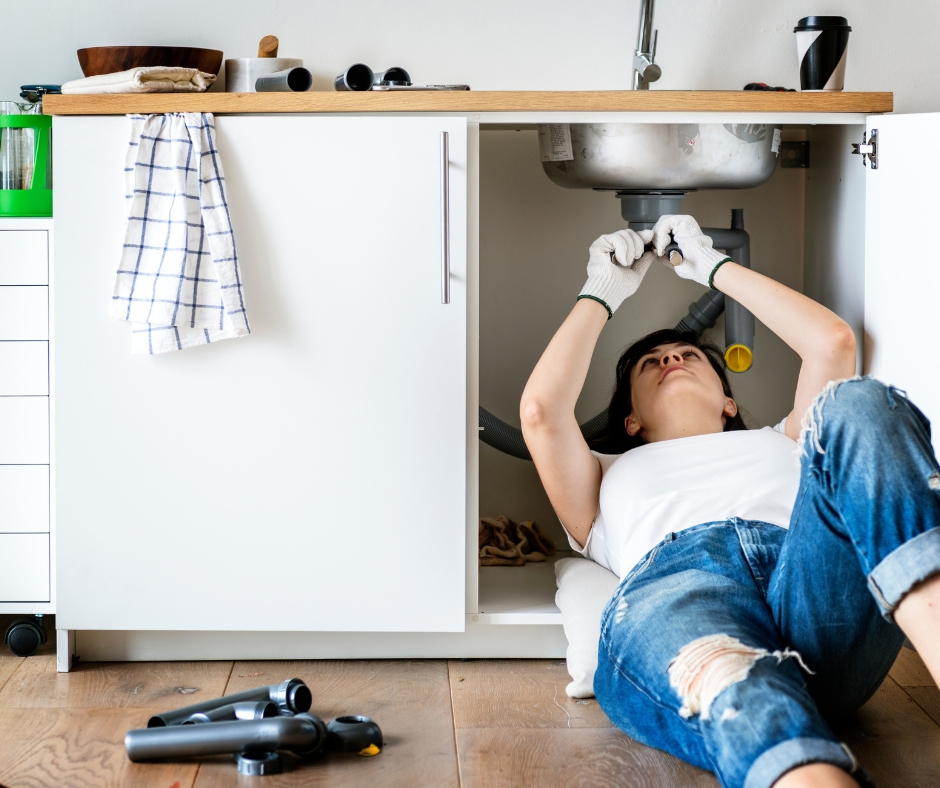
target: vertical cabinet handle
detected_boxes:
[440,131,451,305]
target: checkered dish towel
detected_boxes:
[112,113,250,355]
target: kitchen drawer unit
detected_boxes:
[0,341,48,395]
[0,219,54,637]
[0,466,49,533]
[0,534,50,602]
[0,397,49,464]
[0,230,48,285]
[0,287,48,340]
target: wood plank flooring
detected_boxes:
[0,625,938,787]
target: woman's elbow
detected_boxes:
[520,396,561,434]
[832,320,856,355]
[828,320,857,367]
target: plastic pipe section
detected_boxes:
[126,714,328,761]
[701,209,754,373]
[181,701,278,724]
[334,64,374,91]
[147,678,311,727]
[255,67,313,92]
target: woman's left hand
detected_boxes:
[651,215,731,289]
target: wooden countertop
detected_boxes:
[43,90,893,115]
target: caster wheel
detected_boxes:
[4,616,47,657]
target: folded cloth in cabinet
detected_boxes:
[479,516,556,566]
[62,67,216,94]
[112,113,250,354]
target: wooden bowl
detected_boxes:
[77,47,224,77]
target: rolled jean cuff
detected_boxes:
[868,526,940,620]
[744,738,871,788]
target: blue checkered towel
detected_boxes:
[112,113,250,354]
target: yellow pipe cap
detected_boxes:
[724,344,753,373]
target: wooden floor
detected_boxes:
[0,628,939,787]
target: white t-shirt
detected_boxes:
[564,421,801,580]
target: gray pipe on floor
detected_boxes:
[126,714,327,761]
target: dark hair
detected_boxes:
[588,328,748,455]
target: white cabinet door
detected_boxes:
[54,115,467,632]
[864,114,940,455]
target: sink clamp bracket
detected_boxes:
[851,129,878,169]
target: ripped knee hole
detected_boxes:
[667,634,812,720]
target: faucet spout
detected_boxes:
[634,0,661,89]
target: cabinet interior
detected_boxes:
[474,122,865,625]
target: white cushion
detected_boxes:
[554,556,621,698]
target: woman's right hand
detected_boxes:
[578,228,657,318]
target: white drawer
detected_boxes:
[0,231,48,285]
[0,398,48,464]
[0,466,49,533]
[0,287,48,340]
[0,533,49,601]
[0,342,48,395]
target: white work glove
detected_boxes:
[651,215,732,289]
[578,229,657,318]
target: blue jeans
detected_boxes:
[595,378,940,788]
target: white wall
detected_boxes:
[2,1,938,112]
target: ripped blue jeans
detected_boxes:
[595,378,940,788]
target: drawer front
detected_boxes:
[0,288,48,340]
[0,466,49,533]
[0,231,48,285]
[0,533,49,601]
[0,398,48,464]
[0,341,48,395]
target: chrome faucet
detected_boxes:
[633,0,662,89]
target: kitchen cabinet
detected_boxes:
[45,93,922,668]
[53,116,468,640]
[0,220,53,612]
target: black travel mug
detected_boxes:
[794,16,851,91]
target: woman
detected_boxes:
[520,215,940,788]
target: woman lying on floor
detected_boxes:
[520,215,940,788]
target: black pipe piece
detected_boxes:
[326,716,384,754]
[147,678,311,727]
[675,290,725,335]
[126,713,328,762]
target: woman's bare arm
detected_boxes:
[520,298,609,547]
[711,262,856,440]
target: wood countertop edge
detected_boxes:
[43,90,894,115]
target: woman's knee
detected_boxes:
[800,377,929,456]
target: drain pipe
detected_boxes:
[702,209,754,373]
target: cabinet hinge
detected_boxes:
[851,129,878,169]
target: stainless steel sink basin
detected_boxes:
[540,123,782,191]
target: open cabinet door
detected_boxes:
[864,113,940,455]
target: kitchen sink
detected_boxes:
[540,123,782,191]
